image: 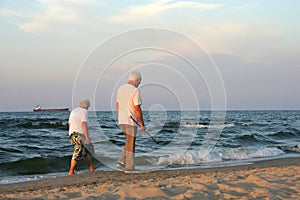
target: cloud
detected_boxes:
[108,0,223,22]
[1,0,98,35]
[19,0,79,35]
[0,10,26,18]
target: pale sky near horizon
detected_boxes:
[0,0,299,111]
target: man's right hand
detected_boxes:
[140,123,145,131]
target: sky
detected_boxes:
[0,0,299,111]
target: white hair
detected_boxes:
[80,99,90,108]
[128,71,141,82]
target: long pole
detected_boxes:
[130,116,159,144]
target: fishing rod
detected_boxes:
[130,116,159,144]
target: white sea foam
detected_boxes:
[242,123,252,126]
[156,147,285,165]
[180,123,235,129]
[180,124,206,128]
[222,147,284,160]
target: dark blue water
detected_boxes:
[1,110,300,184]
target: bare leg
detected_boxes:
[84,154,95,172]
[68,159,77,175]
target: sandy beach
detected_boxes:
[0,157,299,199]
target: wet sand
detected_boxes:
[1,157,299,199]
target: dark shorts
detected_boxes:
[70,132,87,161]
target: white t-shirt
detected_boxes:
[117,83,142,126]
[68,107,88,136]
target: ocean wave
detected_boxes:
[0,155,101,176]
[269,129,300,138]
[237,134,260,143]
[159,129,175,133]
[279,144,300,153]
[100,125,118,129]
[16,121,68,130]
[156,147,285,165]
[0,147,23,153]
[180,123,235,129]
[222,147,284,160]
[162,122,180,129]
[241,122,252,126]
[0,156,70,176]
[1,110,300,184]
[0,117,68,130]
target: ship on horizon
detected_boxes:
[33,105,69,112]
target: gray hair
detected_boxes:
[80,99,90,109]
[128,71,141,82]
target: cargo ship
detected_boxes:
[33,105,69,112]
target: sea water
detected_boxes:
[1,110,300,184]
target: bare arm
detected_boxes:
[116,102,119,113]
[81,121,91,143]
[134,105,145,131]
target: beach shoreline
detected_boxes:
[1,156,299,199]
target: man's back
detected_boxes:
[68,107,88,135]
[117,83,141,126]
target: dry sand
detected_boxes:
[0,157,299,199]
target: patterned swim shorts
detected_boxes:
[70,132,87,161]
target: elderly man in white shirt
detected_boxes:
[68,99,94,175]
[116,71,145,171]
